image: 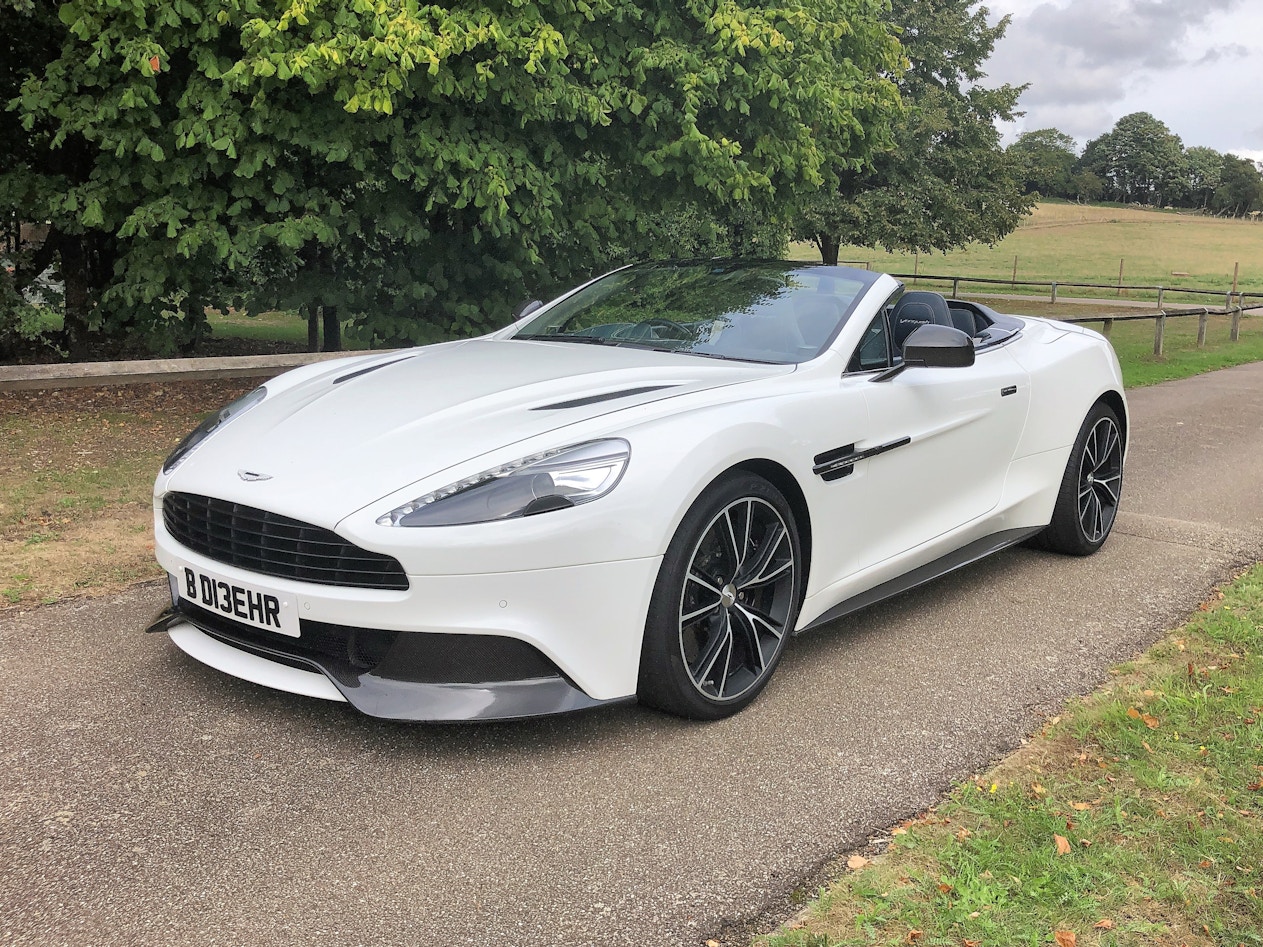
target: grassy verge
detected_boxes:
[760,564,1263,947]
[0,381,253,608]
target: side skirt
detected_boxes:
[796,526,1044,634]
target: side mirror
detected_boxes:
[869,323,974,382]
[512,299,544,321]
[903,323,975,368]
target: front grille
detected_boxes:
[175,599,562,687]
[163,492,408,591]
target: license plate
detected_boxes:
[174,565,299,638]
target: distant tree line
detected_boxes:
[1008,113,1263,217]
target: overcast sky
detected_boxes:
[982,0,1263,162]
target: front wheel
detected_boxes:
[1032,401,1125,556]
[638,473,802,720]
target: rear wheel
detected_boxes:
[638,473,802,719]
[1032,402,1124,555]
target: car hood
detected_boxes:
[164,338,791,527]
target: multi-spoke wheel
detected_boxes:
[1031,401,1125,556]
[638,472,802,719]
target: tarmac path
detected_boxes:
[2,362,1262,947]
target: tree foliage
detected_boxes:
[794,0,1033,263]
[1007,127,1077,198]
[5,0,902,354]
[1078,112,1188,206]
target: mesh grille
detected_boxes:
[163,492,408,591]
[175,599,561,686]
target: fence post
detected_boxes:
[1197,310,1208,348]
[1153,314,1165,356]
[1117,258,1125,295]
[1050,282,1058,304]
[1157,286,1164,310]
[951,277,959,298]
[1232,305,1241,342]
[1102,318,1114,339]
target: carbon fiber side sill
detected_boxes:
[796,526,1043,634]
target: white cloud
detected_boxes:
[984,0,1263,153]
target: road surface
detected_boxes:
[2,363,1261,947]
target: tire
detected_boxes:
[1031,401,1125,556]
[638,472,803,719]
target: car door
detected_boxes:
[850,315,1031,568]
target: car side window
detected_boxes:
[846,314,890,373]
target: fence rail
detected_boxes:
[884,271,1261,356]
[887,271,1263,309]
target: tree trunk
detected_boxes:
[321,304,341,352]
[58,234,93,356]
[817,233,841,266]
[305,305,319,352]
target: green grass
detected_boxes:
[790,202,1263,304]
[205,308,368,350]
[969,298,1263,388]
[760,565,1263,947]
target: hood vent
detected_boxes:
[533,385,679,411]
[333,355,415,384]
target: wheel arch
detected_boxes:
[1095,389,1128,451]
[728,458,813,601]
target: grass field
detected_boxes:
[761,564,1263,947]
[790,202,1263,305]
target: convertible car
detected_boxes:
[147,261,1126,721]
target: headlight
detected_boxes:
[377,439,631,527]
[162,386,267,474]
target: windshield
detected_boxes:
[511,261,881,364]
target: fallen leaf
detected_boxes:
[1054,834,1072,855]
[1126,707,1141,720]
[847,855,869,871]
[1071,802,1091,811]
[1141,713,1160,729]
[1094,919,1115,930]
[892,827,908,835]
[706,941,720,947]
[937,883,953,894]
[906,930,923,943]
[1199,860,1213,869]
[1054,931,1077,947]
[956,828,972,841]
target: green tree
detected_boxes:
[1078,112,1186,205]
[13,0,902,353]
[1182,146,1224,210]
[1007,127,1077,198]
[0,0,118,356]
[1211,154,1263,218]
[794,0,1033,264]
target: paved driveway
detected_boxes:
[3,363,1262,947]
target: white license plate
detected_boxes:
[175,565,299,638]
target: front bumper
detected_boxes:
[153,524,662,720]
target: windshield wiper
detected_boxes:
[513,333,614,345]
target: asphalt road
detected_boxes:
[4,363,1263,947]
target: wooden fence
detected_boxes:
[891,272,1262,357]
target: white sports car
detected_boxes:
[148,261,1126,721]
